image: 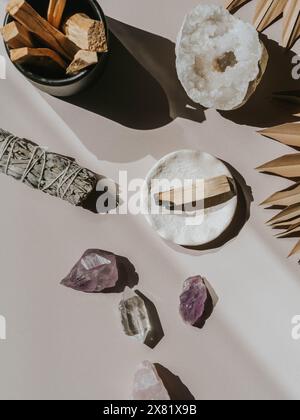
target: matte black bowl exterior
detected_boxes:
[3,0,109,97]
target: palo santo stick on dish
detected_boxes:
[10,47,67,71]
[1,21,33,48]
[289,240,300,257]
[282,0,300,49]
[66,50,98,75]
[0,128,97,207]
[64,13,107,52]
[48,0,67,29]
[261,182,300,207]
[254,0,288,32]
[6,0,78,60]
[256,154,300,178]
[258,123,300,148]
[267,203,300,225]
[157,175,233,208]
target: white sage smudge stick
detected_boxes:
[0,129,97,207]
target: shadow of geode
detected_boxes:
[60,17,206,131]
[154,364,195,401]
[219,36,300,128]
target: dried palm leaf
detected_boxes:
[258,123,300,148]
[254,0,288,32]
[225,0,252,12]
[267,203,300,225]
[261,182,300,207]
[288,239,300,256]
[282,0,300,48]
[271,215,300,228]
[256,154,300,178]
[276,221,300,237]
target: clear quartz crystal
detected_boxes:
[119,289,151,343]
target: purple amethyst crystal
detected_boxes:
[179,276,208,325]
[61,249,118,292]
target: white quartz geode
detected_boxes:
[141,150,237,247]
[176,4,268,110]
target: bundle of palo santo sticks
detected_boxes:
[1,0,108,76]
[225,0,300,49]
[256,112,300,259]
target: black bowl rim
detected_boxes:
[3,0,109,87]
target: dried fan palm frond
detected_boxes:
[225,0,252,12]
[267,203,300,225]
[260,182,300,207]
[276,221,300,237]
[253,0,288,32]
[227,0,300,49]
[288,239,300,256]
[256,154,300,178]
[282,0,300,49]
[271,215,300,228]
[258,123,300,148]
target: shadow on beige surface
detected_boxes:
[61,17,206,130]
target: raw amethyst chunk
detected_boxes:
[61,249,118,292]
[179,276,208,325]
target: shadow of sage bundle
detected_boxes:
[0,128,97,206]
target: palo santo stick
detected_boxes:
[276,221,300,238]
[256,154,300,178]
[7,0,78,60]
[48,0,67,29]
[66,50,98,75]
[261,182,300,207]
[267,203,300,225]
[282,0,300,49]
[254,0,288,32]
[258,123,300,148]
[10,47,67,71]
[64,13,107,52]
[225,0,251,12]
[288,240,300,257]
[157,175,233,208]
[1,21,33,48]
[47,0,56,25]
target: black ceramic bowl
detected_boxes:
[3,0,109,97]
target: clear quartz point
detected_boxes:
[119,288,151,343]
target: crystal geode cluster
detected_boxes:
[176,4,268,110]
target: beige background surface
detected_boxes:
[0,0,300,400]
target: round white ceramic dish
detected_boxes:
[141,150,238,246]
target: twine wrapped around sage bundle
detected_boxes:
[0,129,97,206]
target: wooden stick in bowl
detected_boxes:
[10,47,67,71]
[6,0,78,60]
[1,21,33,48]
[48,0,67,29]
